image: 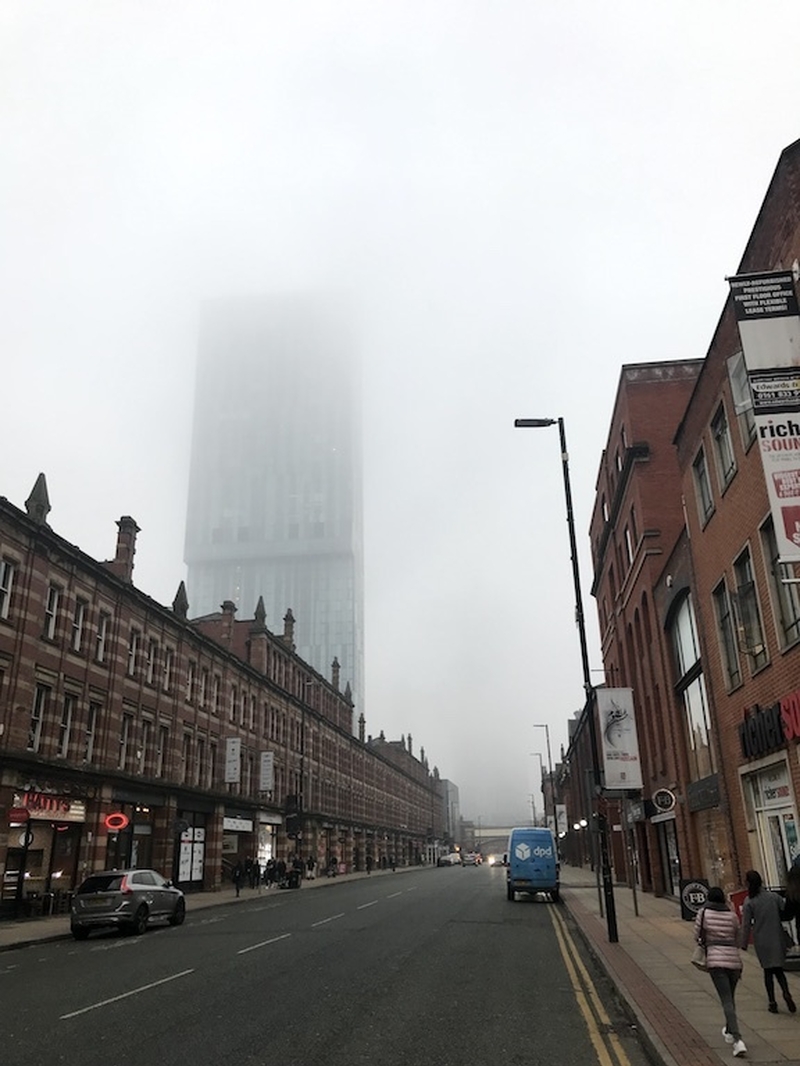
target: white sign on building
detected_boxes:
[259,751,275,792]
[224,736,242,784]
[596,688,643,791]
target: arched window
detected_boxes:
[669,594,714,780]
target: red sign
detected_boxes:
[8,808,29,825]
[104,812,130,831]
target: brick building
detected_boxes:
[674,138,800,892]
[0,477,445,916]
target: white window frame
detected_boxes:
[186,660,196,703]
[119,713,133,770]
[0,558,16,620]
[57,693,76,757]
[711,402,737,489]
[71,599,87,653]
[163,647,173,693]
[44,584,60,640]
[85,702,99,762]
[146,639,158,685]
[95,611,110,663]
[29,684,49,752]
[692,447,714,524]
[128,629,140,677]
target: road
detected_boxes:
[2,865,651,1066]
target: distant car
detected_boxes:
[462,853,480,866]
[70,869,186,939]
[489,855,506,867]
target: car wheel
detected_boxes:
[506,884,514,902]
[127,905,148,935]
[168,898,186,926]
[550,888,560,903]
[71,925,90,941]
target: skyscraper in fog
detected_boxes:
[184,297,363,709]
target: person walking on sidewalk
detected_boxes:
[741,869,796,1015]
[695,886,747,1058]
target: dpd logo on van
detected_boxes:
[515,843,531,860]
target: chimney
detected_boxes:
[408,733,413,757]
[249,596,269,674]
[358,712,365,743]
[282,608,296,651]
[331,656,340,691]
[106,516,140,583]
[220,600,237,646]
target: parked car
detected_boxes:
[70,869,186,939]
[462,852,480,866]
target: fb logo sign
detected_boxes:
[515,843,531,860]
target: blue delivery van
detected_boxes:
[505,826,560,902]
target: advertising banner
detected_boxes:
[259,751,275,792]
[596,688,643,790]
[224,736,241,784]
[730,271,800,561]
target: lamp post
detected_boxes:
[514,416,618,943]
[530,752,545,825]
[533,723,554,829]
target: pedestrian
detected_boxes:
[306,855,316,881]
[366,854,373,875]
[741,869,796,1014]
[390,854,396,872]
[232,859,243,898]
[695,886,747,1058]
[265,857,276,888]
[275,857,287,886]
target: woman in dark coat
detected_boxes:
[741,869,796,1013]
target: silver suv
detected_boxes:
[70,869,186,940]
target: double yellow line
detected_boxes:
[548,905,635,1066]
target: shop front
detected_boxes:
[741,758,799,886]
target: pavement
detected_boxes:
[2,863,799,1064]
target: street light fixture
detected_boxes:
[514,415,618,943]
[530,752,545,825]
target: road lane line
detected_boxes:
[60,969,195,1019]
[548,908,634,1066]
[385,891,402,899]
[357,901,378,910]
[311,913,345,927]
[237,932,292,955]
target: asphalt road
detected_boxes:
[2,866,650,1066]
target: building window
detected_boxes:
[186,660,196,703]
[44,584,60,640]
[213,675,221,716]
[208,741,217,788]
[0,558,16,619]
[85,702,99,762]
[95,611,110,663]
[229,685,237,723]
[139,718,152,775]
[119,713,133,770]
[624,525,634,566]
[163,647,174,693]
[196,737,205,786]
[733,547,768,671]
[670,594,715,781]
[712,580,741,689]
[28,684,49,752]
[57,694,76,757]
[711,403,736,488]
[146,639,158,685]
[727,351,756,446]
[70,599,87,652]
[761,517,800,648]
[156,725,169,777]
[602,496,609,523]
[181,732,192,784]
[249,694,256,732]
[128,629,140,677]
[692,448,714,523]
[199,668,208,709]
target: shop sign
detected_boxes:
[680,878,709,922]
[739,702,785,759]
[8,807,29,825]
[596,688,643,790]
[686,774,720,813]
[14,792,87,823]
[224,737,241,784]
[259,751,275,792]
[223,816,253,833]
[104,812,130,831]
[751,763,792,809]
[652,788,676,814]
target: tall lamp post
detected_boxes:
[532,723,554,829]
[514,416,618,943]
[530,751,545,825]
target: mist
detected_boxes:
[3,1,800,823]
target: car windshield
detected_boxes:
[77,875,124,894]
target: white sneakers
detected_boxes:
[722,1028,734,1045]
[732,1038,747,1057]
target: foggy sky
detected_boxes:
[3,2,800,824]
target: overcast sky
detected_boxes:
[3,2,800,825]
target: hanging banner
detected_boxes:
[596,688,643,790]
[259,751,275,792]
[730,271,800,371]
[224,737,242,784]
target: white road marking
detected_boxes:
[311,913,345,927]
[237,932,292,955]
[357,901,378,910]
[60,968,195,1019]
[385,892,402,899]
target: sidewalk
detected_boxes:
[561,865,800,1065]
[0,866,401,953]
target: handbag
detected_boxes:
[691,910,708,971]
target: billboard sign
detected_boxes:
[224,737,241,784]
[596,688,643,790]
[259,751,274,792]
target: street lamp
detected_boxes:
[532,723,554,829]
[530,752,545,825]
[514,415,618,943]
